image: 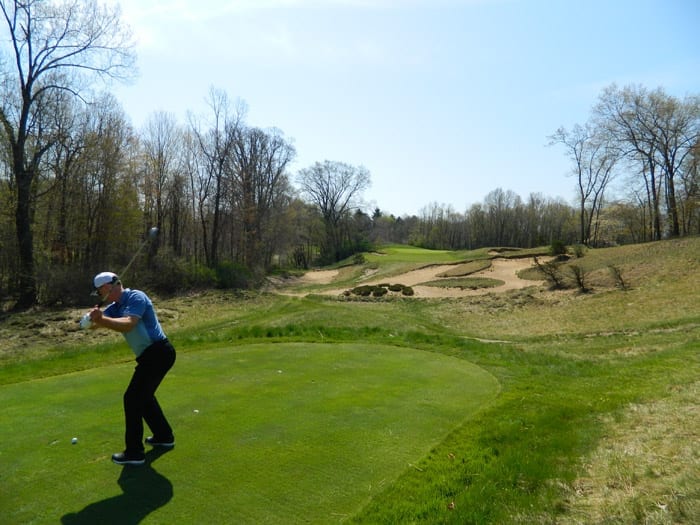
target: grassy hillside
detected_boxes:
[434,238,699,339]
[1,237,698,523]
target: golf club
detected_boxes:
[119,226,159,280]
[80,227,159,329]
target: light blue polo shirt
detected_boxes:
[103,289,166,357]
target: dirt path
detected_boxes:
[292,258,544,298]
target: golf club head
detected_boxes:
[79,313,92,330]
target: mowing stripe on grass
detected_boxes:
[0,343,498,524]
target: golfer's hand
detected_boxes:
[88,306,103,324]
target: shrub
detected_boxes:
[608,265,630,290]
[186,264,217,289]
[569,264,590,293]
[350,283,414,298]
[144,250,218,293]
[215,261,252,289]
[372,287,388,297]
[534,256,567,289]
[35,264,87,306]
[549,240,568,256]
[352,285,374,297]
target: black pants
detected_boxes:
[124,339,176,455]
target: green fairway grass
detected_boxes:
[0,343,498,524]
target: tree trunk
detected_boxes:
[14,167,36,309]
[665,173,681,237]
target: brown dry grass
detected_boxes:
[430,239,700,340]
[560,381,699,524]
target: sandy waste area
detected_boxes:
[288,257,545,298]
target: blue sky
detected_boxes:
[110,0,699,217]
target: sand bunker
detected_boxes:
[293,257,544,298]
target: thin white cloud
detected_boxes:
[108,0,432,68]
[110,0,493,20]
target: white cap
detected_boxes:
[92,272,120,295]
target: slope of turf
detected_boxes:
[0,342,498,524]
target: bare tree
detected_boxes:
[229,126,295,270]
[549,124,617,246]
[0,0,135,308]
[141,111,182,254]
[34,93,137,300]
[188,88,245,267]
[40,93,85,266]
[594,85,664,240]
[484,188,521,246]
[79,94,139,269]
[534,256,566,289]
[297,160,370,263]
[652,92,700,236]
[679,139,700,234]
[181,129,205,264]
[417,202,459,249]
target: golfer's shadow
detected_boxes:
[61,448,173,525]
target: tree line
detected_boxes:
[1,1,698,310]
[551,84,699,246]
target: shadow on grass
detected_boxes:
[61,448,173,524]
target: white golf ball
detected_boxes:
[71,437,78,444]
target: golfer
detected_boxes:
[88,271,176,466]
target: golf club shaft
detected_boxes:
[120,226,159,280]
[119,237,150,280]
